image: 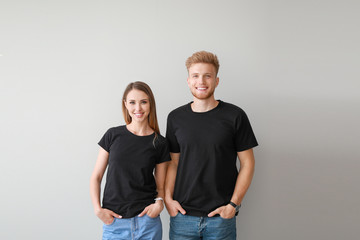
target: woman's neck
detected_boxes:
[126,122,154,136]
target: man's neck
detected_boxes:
[191,97,219,113]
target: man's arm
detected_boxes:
[208,148,255,218]
[164,152,186,216]
[230,148,255,205]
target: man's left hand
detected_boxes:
[208,204,236,219]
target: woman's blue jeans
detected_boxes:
[103,215,162,240]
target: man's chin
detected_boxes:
[191,91,214,100]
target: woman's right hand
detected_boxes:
[95,208,122,225]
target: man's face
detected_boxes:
[187,63,219,100]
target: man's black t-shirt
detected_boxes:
[166,100,258,216]
[98,125,170,218]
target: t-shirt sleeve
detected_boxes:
[235,110,258,152]
[98,128,112,152]
[155,137,171,164]
[166,113,180,153]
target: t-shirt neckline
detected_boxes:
[124,125,155,137]
[187,100,223,114]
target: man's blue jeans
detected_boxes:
[169,213,236,240]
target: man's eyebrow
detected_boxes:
[191,72,213,75]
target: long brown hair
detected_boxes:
[122,81,160,134]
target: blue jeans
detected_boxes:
[169,213,236,240]
[103,215,162,240]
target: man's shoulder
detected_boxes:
[220,100,246,115]
[168,103,190,118]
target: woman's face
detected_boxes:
[124,89,151,123]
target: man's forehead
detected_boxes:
[189,63,216,72]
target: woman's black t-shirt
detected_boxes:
[98,125,170,218]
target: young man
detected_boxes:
[165,51,258,240]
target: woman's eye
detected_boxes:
[141,101,148,104]
[129,101,135,104]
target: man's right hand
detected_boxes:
[164,198,186,217]
[95,208,122,225]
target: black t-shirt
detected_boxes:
[98,125,170,218]
[166,100,258,216]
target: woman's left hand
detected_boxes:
[138,200,164,218]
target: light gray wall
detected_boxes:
[1,0,359,239]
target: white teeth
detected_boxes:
[197,88,206,90]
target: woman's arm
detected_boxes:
[154,161,168,200]
[90,147,121,224]
[138,161,168,217]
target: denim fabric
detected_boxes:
[103,215,162,240]
[169,213,236,240]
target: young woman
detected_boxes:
[90,81,170,240]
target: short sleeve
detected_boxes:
[155,136,171,164]
[98,128,113,152]
[166,113,180,153]
[234,110,258,152]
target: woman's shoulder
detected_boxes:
[154,133,168,146]
[156,133,166,141]
[102,125,126,137]
[106,125,125,132]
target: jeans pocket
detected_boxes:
[219,215,235,220]
[104,217,116,226]
[145,214,160,219]
[170,212,180,218]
